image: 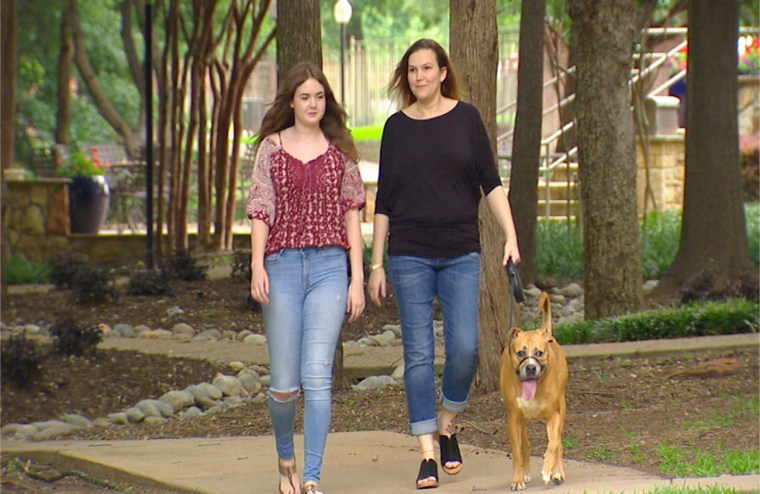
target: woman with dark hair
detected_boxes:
[247,61,366,494]
[368,39,521,489]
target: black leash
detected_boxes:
[506,259,524,329]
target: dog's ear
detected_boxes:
[541,329,555,344]
[507,327,522,345]
[539,291,553,336]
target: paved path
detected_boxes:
[3,334,759,493]
[99,333,760,380]
[4,433,759,493]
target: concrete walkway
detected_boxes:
[4,432,759,493]
[3,334,759,493]
[98,333,760,380]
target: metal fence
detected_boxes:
[241,30,521,130]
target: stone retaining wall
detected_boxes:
[4,178,71,263]
[3,178,249,267]
[636,135,685,214]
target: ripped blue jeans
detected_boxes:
[263,247,348,484]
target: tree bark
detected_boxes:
[276,0,322,79]
[657,0,758,300]
[1,0,18,300]
[509,0,546,286]
[451,0,514,395]
[567,0,643,320]
[56,0,74,146]
[70,0,141,154]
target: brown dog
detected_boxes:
[499,291,569,491]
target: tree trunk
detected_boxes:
[70,0,141,153]
[657,0,758,300]
[276,0,322,79]
[509,0,546,286]
[451,0,513,395]
[567,0,643,320]
[1,0,18,300]
[56,0,73,146]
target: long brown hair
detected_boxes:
[256,61,358,162]
[389,38,462,108]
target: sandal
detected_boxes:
[439,434,463,475]
[416,458,439,489]
[278,458,300,494]
[303,481,324,494]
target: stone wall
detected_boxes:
[3,177,251,268]
[636,135,685,214]
[4,178,71,263]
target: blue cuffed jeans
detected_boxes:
[389,252,481,436]
[263,247,348,484]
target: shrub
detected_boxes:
[49,318,103,356]
[746,202,759,266]
[161,250,207,281]
[3,256,51,285]
[231,249,252,282]
[48,252,90,289]
[0,335,42,388]
[535,219,584,279]
[555,298,759,344]
[126,268,173,296]
[69,264,117,304]
[641,210,681,278]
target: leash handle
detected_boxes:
[506,259,525,303]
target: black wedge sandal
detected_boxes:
[439,434,462,475]
[416,458,439,489]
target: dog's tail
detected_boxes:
[539,291,553,336]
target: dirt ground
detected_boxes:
[1,275,758,492]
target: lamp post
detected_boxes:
[333,0,352,106]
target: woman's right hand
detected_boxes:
[250,266,270,305]
[367,267,387,307]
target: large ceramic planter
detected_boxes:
[68,175,111,234]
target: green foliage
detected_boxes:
[49,252,90,289]
[350,125,384,141]
[160,250,207,281]
[555,298,759,344]
[657,443,759,477]
[49,318,103,357]
[126,268,173,296]
[0,335,42,389]
[537,206,760,281]
[646,487,752,494]
[231,249,252,282]
[3,257,51,285]
[57,151,109,176]
[69,264,117,304]
[641,209,681,278]
[746,203,760,265]
[535,219,584,279]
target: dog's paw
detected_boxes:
[510,475,530,491]
[541,469,564,485]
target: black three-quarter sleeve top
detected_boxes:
[375,101,503,258]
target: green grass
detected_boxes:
[3,256,51,285]
[657,443,760,477]
[584,443,615,461]
[644,487,758,494]
[682,396,759,433]
[350,124,384,141]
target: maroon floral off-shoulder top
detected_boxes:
[246,134,365,255]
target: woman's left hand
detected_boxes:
[503,238,521,266]
[346,279,366,323]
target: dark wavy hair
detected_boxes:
[256,61,358,161]
[389,38,462,108]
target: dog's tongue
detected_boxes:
[521,380,538,401]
